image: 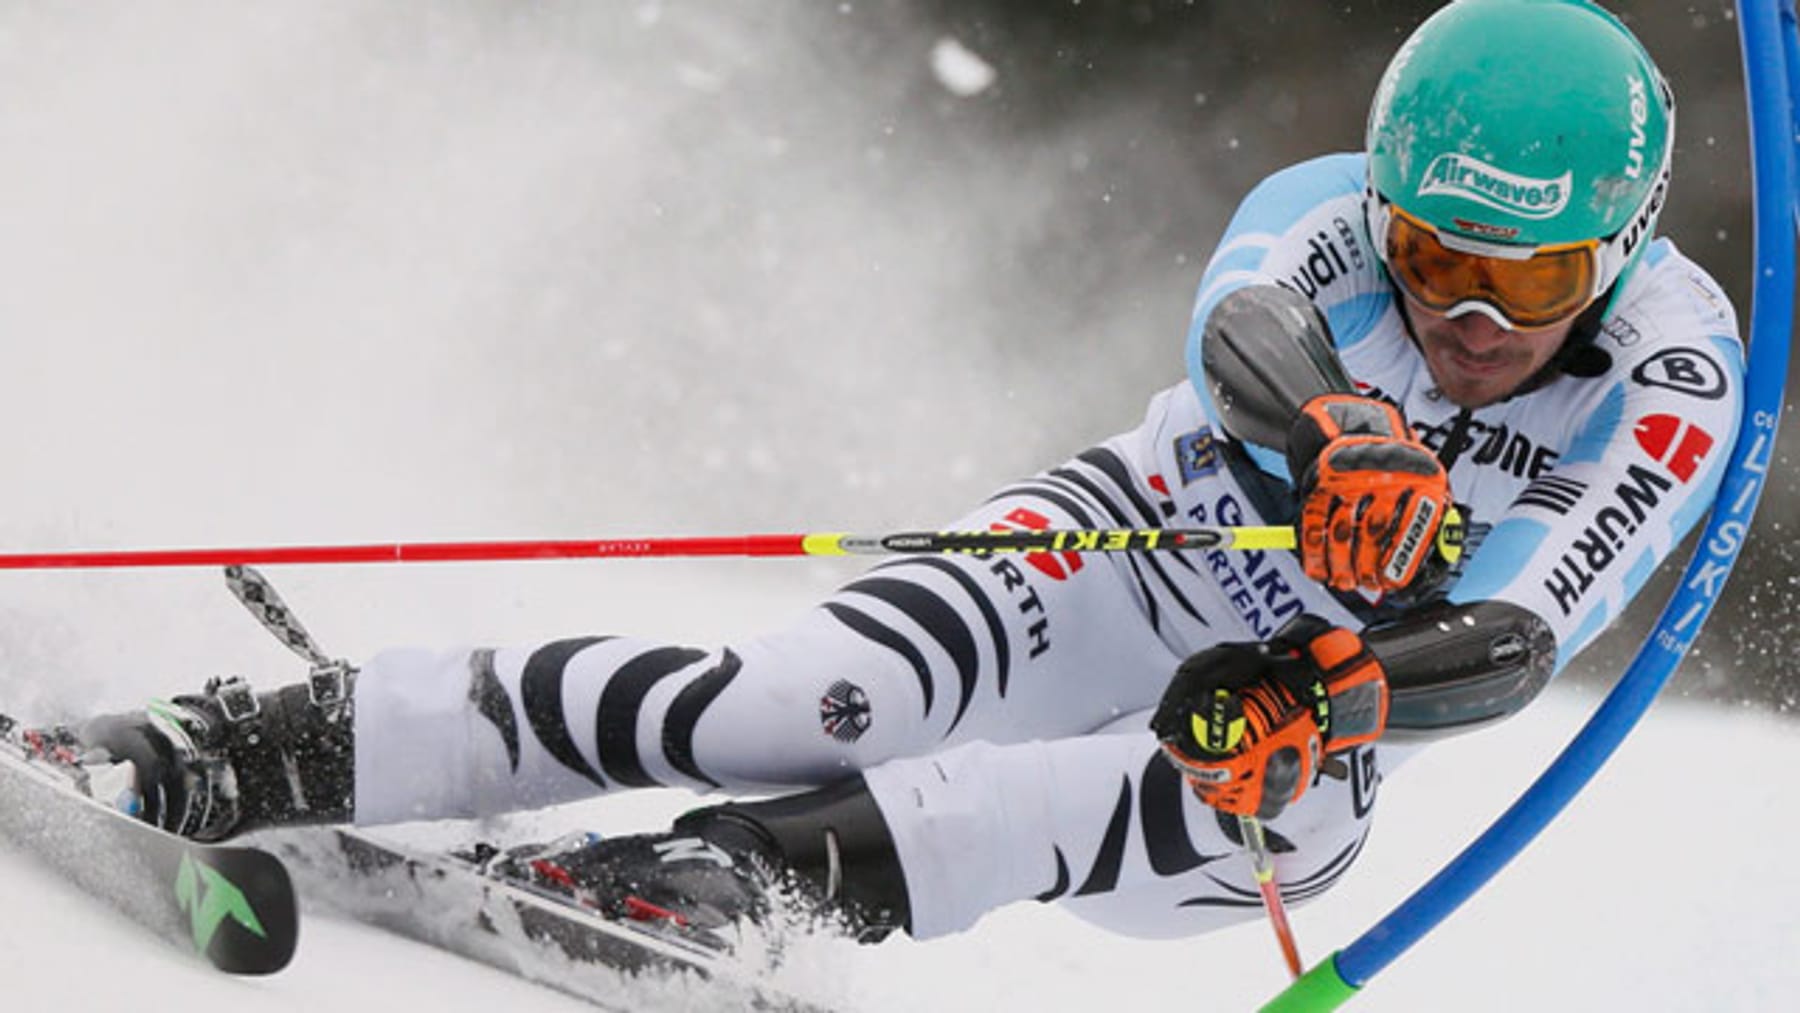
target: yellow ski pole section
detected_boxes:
[814,526,1299,557]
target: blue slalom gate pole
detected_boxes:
[1262,2,1798,1008]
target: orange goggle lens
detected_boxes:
[1385,208,1598,330]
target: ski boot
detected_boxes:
[75,665,356,842]
[469,775,913,950]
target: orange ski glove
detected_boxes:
[1287,394,1453,594]
[1151,616,1388,821]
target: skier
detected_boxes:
[78,0,1742,947]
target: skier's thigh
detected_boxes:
[805,493,1185,749]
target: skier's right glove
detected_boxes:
[1288,394,1454,595]
[1150,615,1388,821]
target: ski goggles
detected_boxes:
[1375,203,1605,331]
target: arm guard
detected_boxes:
[1363,600,1558,741]
[1204,285,1559,735]
[1200,284,1355,452]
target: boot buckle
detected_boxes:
[215,679,261,724]
[308,662,354,713]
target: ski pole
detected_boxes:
[0,525,1298,570]
[1241,814,1304,979]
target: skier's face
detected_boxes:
[1402,296,1575,409]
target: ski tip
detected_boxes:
[177,845,301,975]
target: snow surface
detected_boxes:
[0,3,1795,1010]
[5,686,1799,1010]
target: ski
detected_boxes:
[269,826,836,1012]
[0,714,299,975]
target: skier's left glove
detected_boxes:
[1288,394,1453,594]
[1150,615,1388,821]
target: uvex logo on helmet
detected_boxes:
[1624,72,1650,179]
[1416,154,1571,220]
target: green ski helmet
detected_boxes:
[1365,0,1675,331]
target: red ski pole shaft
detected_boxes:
[1241,814,1305,980]
[0,526,1299,571]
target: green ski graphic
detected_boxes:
[175,851,268,952]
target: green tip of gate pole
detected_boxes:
[1260,951,1359,1012]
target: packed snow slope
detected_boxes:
[5,679,1799,1011]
